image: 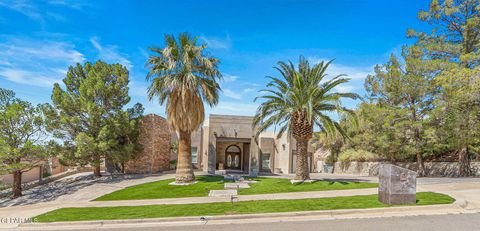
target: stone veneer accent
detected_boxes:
[378,164,417,204]
[333,161,480,177]
[124,114,171,174]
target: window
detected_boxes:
[261,153,271,171]
[226,145,240,153]
[191,147,198,164]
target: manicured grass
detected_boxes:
[95,175,227,201]
[94,175,378,201]
[36,192,454,222]
[240,177,377,195]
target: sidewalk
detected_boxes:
[417,182,480,209]
[44,188,381,208]
[1,172,479,229]
[15,204,479,231]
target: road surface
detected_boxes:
[16,213,480,231]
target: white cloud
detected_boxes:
[0,37,84,88]
[0,68,60,87]
[220,73,258,100]
[307,56,373,80]
[0,59,12,66]
[0,0,91,24]
[50,67,68,75]
[222,87,256,100]
[200,35,232,50]
[208,101,259,116]
[3,40,85,64]
[47,0,91,10]
[328,64,373,80]
[335,85,357,93]
[128,80,148,97]
[223,89,242,99]
[0,0,42,21]
[222,73,239,82]
[90,37,133,69]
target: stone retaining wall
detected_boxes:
[333,161,480,177]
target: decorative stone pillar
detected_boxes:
[378,164,417,204]
[124,114,171,174]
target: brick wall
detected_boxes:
[124,114,171,174]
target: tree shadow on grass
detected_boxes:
[326,181,350,185]
[196,175,226,183]
[320,178,372,183]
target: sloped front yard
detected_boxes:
[94,175,378,201]
[36,192,454,222]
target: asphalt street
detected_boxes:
[16,213,480,231]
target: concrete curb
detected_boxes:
[18,203,477,229]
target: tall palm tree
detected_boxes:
[146,33,222,183]
[253,56,358,181]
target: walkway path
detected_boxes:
[1,171,480,229]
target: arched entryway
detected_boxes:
[225,144,242,170]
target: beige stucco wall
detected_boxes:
[201,125,210,172]
[273,132,292,174]
[258,132,318,174]
[1,167,41,185]
[204,115,256,173]
[190,127,203,169]
[197,114,321,174]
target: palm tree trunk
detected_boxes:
[175,130,195,183]
[331,150,337,174]
[12,170,22,198]
[294,138,310,181]
[459,147,471,177]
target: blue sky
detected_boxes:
[0,0,431,117]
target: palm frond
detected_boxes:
[253,56,357,142]
[145,32,222,132]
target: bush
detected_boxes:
[338,149,379,162]
[0,182,10,191]
[169,160,177,170]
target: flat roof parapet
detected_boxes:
[209,114,254,119]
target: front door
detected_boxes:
[225,145,241,170]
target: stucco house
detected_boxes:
[126,114,316,175]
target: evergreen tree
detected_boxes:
[45,61,143,177]
[364,47,436,176]
[0,88,47,198]
[409,0,480,175]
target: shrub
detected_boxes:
[338,149,379,162]
[169,160,177,170]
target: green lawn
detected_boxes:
[94,175,378,201]
[95,175,227,201]
[36,192,454,222]
[239,177,377,195]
